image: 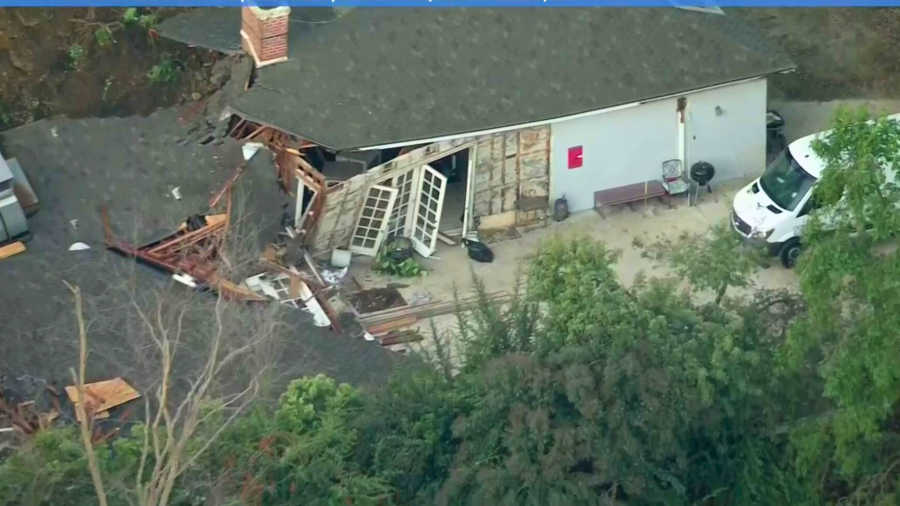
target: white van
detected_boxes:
[731,113,900,268]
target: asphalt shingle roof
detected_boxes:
[161,8,793,150]
[0,111,398,397]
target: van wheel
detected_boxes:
[779,239,802,269]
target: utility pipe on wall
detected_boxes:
[676,97,689,205]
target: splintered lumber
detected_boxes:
[0,241,25,259]
[367,316,417,335]
[358,291,511,326]
[65,377,140,422]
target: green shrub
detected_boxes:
[122,7,139,24]
[67,44,86,69]
[147,53,180,84]
[94,26,113,47]
[138,13,158,29]
[375,257,425,277]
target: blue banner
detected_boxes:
[1,0,898,6]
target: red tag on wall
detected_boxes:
[568,146,583,169]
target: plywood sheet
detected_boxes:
[65,377,140,422]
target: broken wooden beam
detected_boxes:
[357,291,511,326]
[367,316,417,335]
[209,163,247,208]
[380,330,424,346]
[0,241,25,260]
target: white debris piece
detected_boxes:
[321,266,348,286]
[173,273,198,288]
[244,273,331,327]
[242,142,265,161]
[171,187,182,201]
[68,242,90,251]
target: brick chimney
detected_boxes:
[241,6,290,67]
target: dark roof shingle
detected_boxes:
[162,8,794,150]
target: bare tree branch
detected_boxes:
[64,281,109,506]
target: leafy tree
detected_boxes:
[437,238,813,505]
[353,364,461,505]
[787,107,900,501]
[205,375,393,505]
[646,221,766,304]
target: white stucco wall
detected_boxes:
[550,78,768,213]
[684,78,768,185]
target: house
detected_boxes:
[160,7,794,259]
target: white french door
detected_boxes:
[381,167,418,240]
[349,185,398,256]
[410,164,448,257]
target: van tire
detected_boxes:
[779,239,802,269]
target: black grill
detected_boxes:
[732,211,751,235]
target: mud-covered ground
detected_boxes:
[738,8,900,101]
[0,8,226,130]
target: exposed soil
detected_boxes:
[739,8,900,101]
[0,8,226,131]
[348,288,408,314]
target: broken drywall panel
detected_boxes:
[520,151,549,179]
[519,126,549,155]
[503,156,518,194]
[503,131,518,158]
[472,189,491,218]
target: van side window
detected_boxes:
[798,193,819,217]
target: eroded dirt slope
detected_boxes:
[0,8,226,130]
[739,8,900,101]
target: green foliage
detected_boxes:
[375,237,426,277]
[13,193,900,506]
[93,26,114,47]
[147,53,180,84]
[455,269,537,371]
[123,8,157,29]
[785,107,900,500]
[354,364,461,503]
[204,375,394,505]
[67,44,86,69]
[435,239,814,505]
[646,221,766,304]
[0,426,155,506]
[0,428,93,506]
[526,237,621,348]
[138,14,158,29]
[375,256,425,277]
[122,7,139,24]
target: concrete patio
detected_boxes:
[345,178,799,351]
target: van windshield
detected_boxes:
[759,149,817,211]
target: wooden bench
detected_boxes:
[594,180,669,218]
